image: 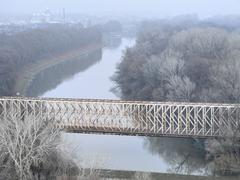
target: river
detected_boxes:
[27,37,206,174]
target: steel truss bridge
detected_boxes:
[0,96,239,138]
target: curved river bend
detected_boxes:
[27,38,205,174]
[43,38,167,172]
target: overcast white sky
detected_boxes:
[2,0,240,18]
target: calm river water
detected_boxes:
[28,38,206,174]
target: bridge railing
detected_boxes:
[0,96,239,137]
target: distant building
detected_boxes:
[31,9,53,24]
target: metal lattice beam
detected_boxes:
[0,96,239,138]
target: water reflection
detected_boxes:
[27,49,102,97]
[42,38,134,99]
[144,137,208,174]
[62,134,168,172]
[103,35,122,49]
[25,37,210,174]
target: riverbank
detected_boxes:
[14,43,102,96]
[65,168,240,180]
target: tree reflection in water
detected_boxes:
[144,137,208,175]
[27,48,102,97]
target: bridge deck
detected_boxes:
[0,96,239,138]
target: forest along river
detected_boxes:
[27,38,205,174]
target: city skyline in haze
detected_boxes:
[1,0,240,18]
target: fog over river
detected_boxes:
[28,38,191,173]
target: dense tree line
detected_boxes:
[113,17,240,175]
[113,19,240,104]
[0,24,101,96]
[0,24,105,179]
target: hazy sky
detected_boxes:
[2,0,240,18]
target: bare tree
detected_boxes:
[166,75,195,102]
[170,27,230,60]
[142,55,188,101]
[211,58,240,103]
[205,109,240,176]
[0,114,61,180]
